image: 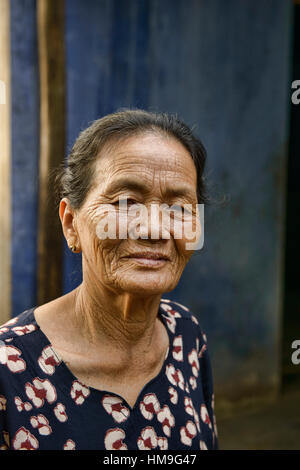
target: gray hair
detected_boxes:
[53,108,209,209]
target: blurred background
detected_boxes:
[0,0,299,449]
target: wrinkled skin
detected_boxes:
[63,132,199,300]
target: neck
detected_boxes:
[71,278,163,355]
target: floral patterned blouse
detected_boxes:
[0,298,218,450]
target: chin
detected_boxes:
[117,275,176,296]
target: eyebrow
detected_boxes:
[104,177,195,199]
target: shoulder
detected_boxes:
[160,297,204,327]
[159,297,208,344]
[160,298,215,396]
[0,308,45,380]
[0,308,38,343]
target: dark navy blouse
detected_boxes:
[0,298,218,450]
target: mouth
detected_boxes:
[125,252,170,267]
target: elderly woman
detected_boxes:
[0,109,218,450]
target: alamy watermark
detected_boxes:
[291,340,300,365]
[95,199,204,250]
[291,80,300,105]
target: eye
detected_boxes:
[166,204,184,214]
[113,198,138,206]
[167,204,194,218]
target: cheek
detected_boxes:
[182,218,202,253]
[77,207,118,264]
[85,234,122,282]
[168,212,200,257]
[92,205,139,244]
[174,238,194,265]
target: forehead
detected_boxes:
[93,132,197,191]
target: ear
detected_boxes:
[59,198,78,243]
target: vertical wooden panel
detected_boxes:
[0,0,11,323]
[37,0,65,305]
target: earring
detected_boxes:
[70,244,77,253]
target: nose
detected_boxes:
[127,203,170,241]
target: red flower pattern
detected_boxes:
[63,439,75,450]
[180,420,197,446]
[0,344,26,373]
[200,404,212,429]
[139,393,160,420]
[54,403,68,422]
[14,396,32,412]
[102,395,130,423]
[11,324,36,336]
[137,426,158,450]
[12,427,39,450]
[172,335,183,361]
[38,346,61,375]
[166,364,185,390]
[70,380,90,405]
[25,377,56,408]
[30,414,52,435]
[168,386,178,404]
[157,405,175,437]
[104,428,127,450]
[188,349,199,377]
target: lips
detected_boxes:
[127,252,170,261]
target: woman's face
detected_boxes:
[69,132,200,296]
